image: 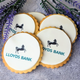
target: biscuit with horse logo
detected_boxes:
[2,32,43,74]
[37,27,72,69]
[2,13,39,39]
[40,14,78,43]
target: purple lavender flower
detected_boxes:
[3,10,17,43]
[64,0,80,9]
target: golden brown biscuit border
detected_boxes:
[37,26,72,69]
[2,32,43,74]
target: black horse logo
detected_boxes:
[14,24,24,30]
[15,45,26,54]
[47,39,59,48]
[60,25,63,30]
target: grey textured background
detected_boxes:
[0,0,80,80]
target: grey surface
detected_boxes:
[0,0,80,80]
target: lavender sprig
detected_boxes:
[3,10,17,43]
[40,0,54,15]
[64,0,80,9]
[0,0,27,21]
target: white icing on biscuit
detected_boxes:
[3,33,40,71]
[3,13,35,38]
[37,28,71,65]
[29,12,45,23]
[40,14,77,43]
